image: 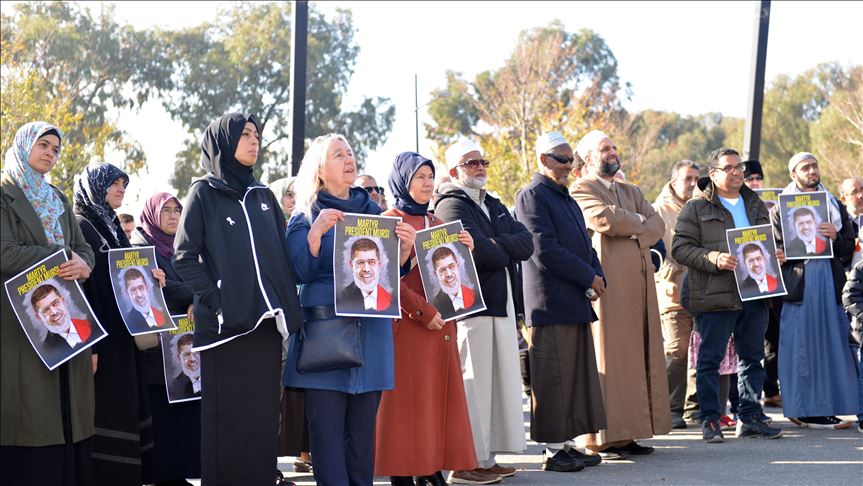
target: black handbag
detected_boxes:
[296,307,363,373]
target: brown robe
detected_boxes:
[570,174,672,447]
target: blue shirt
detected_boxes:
[719,196,751,228]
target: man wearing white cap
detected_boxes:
[770,152,858,429]
[434,139,533,483]
[570,130,671,458]
[514,131,608,472]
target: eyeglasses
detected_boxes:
[744,175,763,182]
[361,186,385,196]
[458,159,491,169]
[712,163,746,175]
[543,153,575,165]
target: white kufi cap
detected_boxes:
[445,139,483,169]
[535,131,568,157]
[575,129,611,161]
[788,152,816,173]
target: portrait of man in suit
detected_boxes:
[429,245,480,319]
[338,237,395,314]
[168,333,201,399]
[786,206,829,257]
[122,267,167,331]
[737,243,780,299]
[29,283,93,352]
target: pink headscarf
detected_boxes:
[139,192,182,259]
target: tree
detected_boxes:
[1,1,166,197]
[151,2,395,196]
[810,65,863,190]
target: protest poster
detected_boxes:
[754,188,782,212]
[4,250,107,370]
[333,213,401,318]
[726,224,788,302]
[108,246,177,335]
[159,314,201,403]
[777,191,834,260]
[414,220,486,321]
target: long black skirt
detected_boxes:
[148,385,202,481]
[529,323,608,443]
[278,387,310,457]
[200,320,282,485]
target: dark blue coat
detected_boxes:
[514,173,604,326]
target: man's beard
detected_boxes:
[45,316,71,334]
[354,275,379,293]
[749,268,766,282]
[182,363,200,380]
[460,175,486,189]
[132,298,151,314]
[801,176,821,189]
[599,153,621,177]
[441,278,460,296]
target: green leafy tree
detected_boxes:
[1,1,166,196]
[151,2,395,196]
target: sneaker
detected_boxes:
[719,415,737,430]
[736,418,783,439]
[789,416,852,430]
[476,464,516,478]
[702,420,725,443]
[448,469,502,485]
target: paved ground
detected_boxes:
[276,398,863,486]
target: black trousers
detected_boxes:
[200,321,282,486]
[306,388,381,486]
[763,299,783,397]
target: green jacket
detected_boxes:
[1,173,96,446]
[671,178,770,313]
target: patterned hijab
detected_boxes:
[2,122,65,245]
[73,162,130,248]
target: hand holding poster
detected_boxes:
[160,315,201,403]
[754,188,782,212]
[108,246,177,335]
[414,220,486,321]
[726,224,788,301]
[777,191,834,260]
[334,213,402,318]
[4,250,107,370]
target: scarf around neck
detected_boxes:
[781,180,842,232]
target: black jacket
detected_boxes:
[433,183,534,317]
[844,260,863,345]
[173,176,302,350]
[771,197,855,305]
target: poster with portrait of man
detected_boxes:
[333,213,401,318]
[778,191,834,260]
[754,188,782,212]
[4,250,107,370]
[107,246,177,335]
[159,315,201,403]
[414,220,487,321]
[726,224,788,301]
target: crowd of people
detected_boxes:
[1,116,861,486]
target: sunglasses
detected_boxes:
[458,159,491,169]
[543,153,575,165]
[745,175,763,182]
[361,186,385,196]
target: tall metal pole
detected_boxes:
[289,1,308,176]
[743,0,770,161]
[414,73,420,153]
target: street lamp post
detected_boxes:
[414,73,449,154]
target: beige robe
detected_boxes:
[571,174,671,446]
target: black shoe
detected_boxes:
[736,418,783,439]
[416,472,447,486]
[565,447,602,466]
[702,420,725,443]
[543,449,585,472]
[790,416,851,430]
[620,441,654,455]
[671,416,687,429]
[391,477,415,486]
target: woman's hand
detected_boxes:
[91,354,98,375]
[151,268,167,288]
[775,248,786,265]
[58,251,91,281]
[426,312,445,331]
[458,230,474,252]
[395,222,417,266]
[308,209,344,257]
[187,304,195,324]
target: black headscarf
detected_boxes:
[73,162,131,248]
[388,151,435,216]
[200,113,260,194]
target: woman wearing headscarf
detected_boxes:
[1,122,95,486]
[375,152,479,486]
[130,192,199,485]
[173,113,303,484]
[74,161,162,485]
[283,134,415,486]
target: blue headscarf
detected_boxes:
[73,162,130,248]
[388,152,435,216]
[2,122,65,245]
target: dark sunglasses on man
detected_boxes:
[744,175,763,182]
[543,153,574,165]
[458,159,491,169]
[361,186,385,196]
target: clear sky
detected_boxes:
[15,0,863,214]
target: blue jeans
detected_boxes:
[696,300,768,424]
